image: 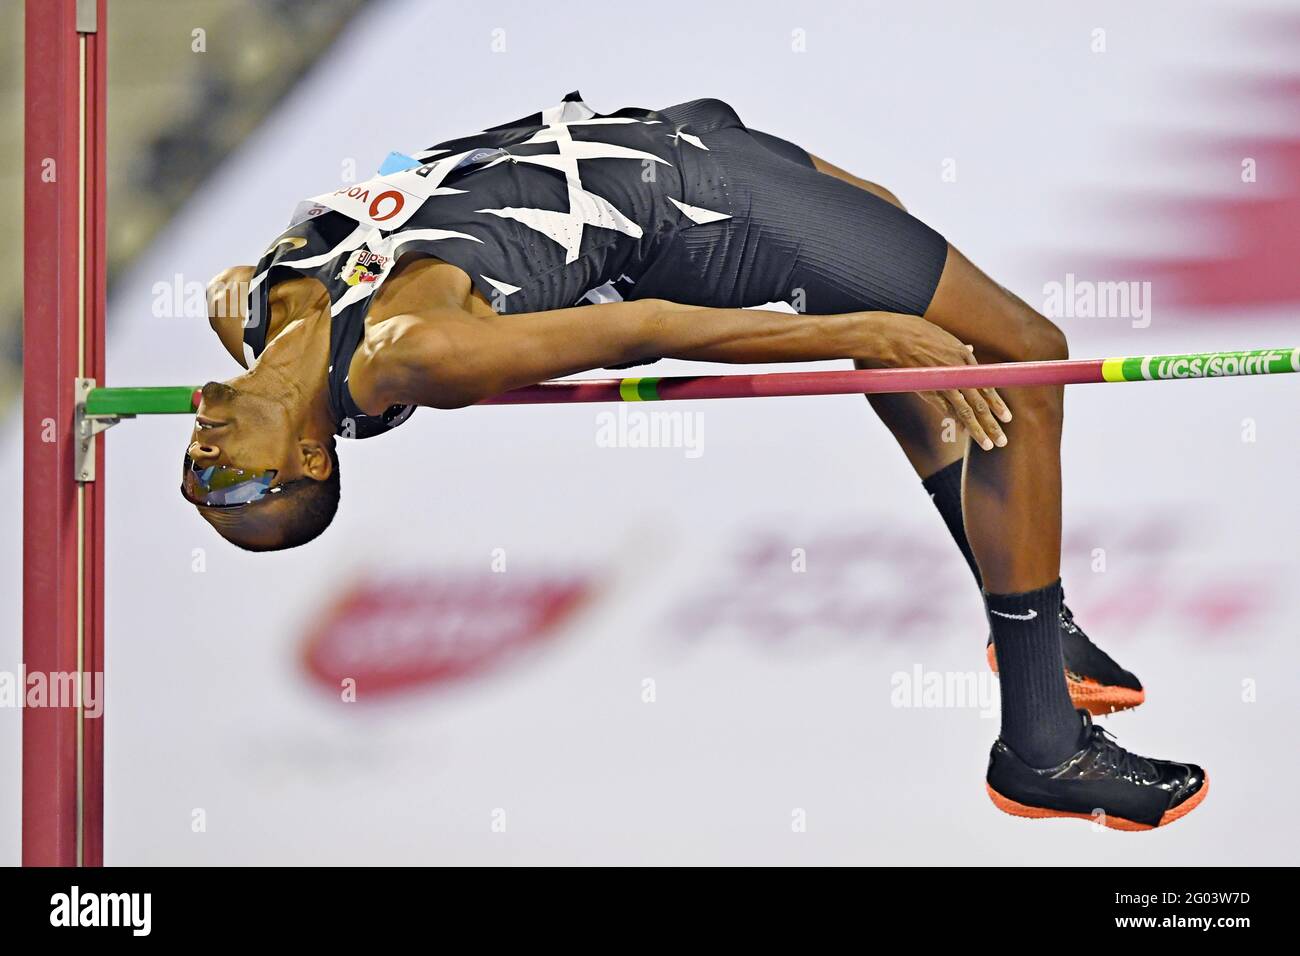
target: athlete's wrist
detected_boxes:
[844,311,896,365]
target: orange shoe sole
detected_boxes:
[986,643,1146,716]
[986,774,1209,830]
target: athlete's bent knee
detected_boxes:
[995,312,1068,364]
[1027,317,1069,362]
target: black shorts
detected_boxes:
[634,116,950,317]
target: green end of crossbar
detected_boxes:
[83,386,200,416]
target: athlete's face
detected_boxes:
[187,379,305,482]
[184,379,327,547]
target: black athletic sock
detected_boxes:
[921,459,982,586]
[985,580,1081,767]
[923,461,1080,626]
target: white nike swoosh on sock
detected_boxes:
[990,608,1038,621]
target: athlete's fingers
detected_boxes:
[962,388,1006,447]
[918,390,953,421]
[956,344,1013,424]
[982,387,1012,423]
[943,389,994,451]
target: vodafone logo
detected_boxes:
[312,176,422,229]
[371,190,403,221]
[300,572,591,696]
[332,185,405,222]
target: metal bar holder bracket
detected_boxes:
[74,378,130,482]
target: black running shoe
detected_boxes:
[988,603,1145,715]
[986,710,1208,830]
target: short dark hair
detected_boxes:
[210,447,341,553]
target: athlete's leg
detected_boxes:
[731,128,1201,817]
[803,153,1142,714]
[714,126,1204,821]
[792,145,1064,587]
[746,137,976,475]
[861,384,966,477]
[860,373,982,582]
[916,245,1088,764]
[808,153,908,212]
[921,248,1067,590]
[759,134,1078,761]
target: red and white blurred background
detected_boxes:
[2,0,1298,864]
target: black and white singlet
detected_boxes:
[243,92,948,438]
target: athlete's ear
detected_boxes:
[298,438,335,481]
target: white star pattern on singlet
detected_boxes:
[250,96,736,327]
[473,108,673,265]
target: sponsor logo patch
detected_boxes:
[311,175,423,229]
[337,249,390,287]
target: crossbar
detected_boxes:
[82,348,1300,416]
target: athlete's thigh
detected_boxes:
[785,176,950,316]
[704,129,951,316]
[922,245,1056,363]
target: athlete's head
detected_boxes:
[182,380,340,551]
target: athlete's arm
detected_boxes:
[350,301,1009,448]
[653,303,1009,448]
[349,299,667,410]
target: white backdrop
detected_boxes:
[3,0,1299,864]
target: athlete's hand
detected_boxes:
[206,265,255,325]
[866,313,1012,451]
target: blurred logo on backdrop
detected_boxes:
[666,512,1281,650]
[301,572,591,696]
[1055,10,1300,319]
[297,508,1282,700]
